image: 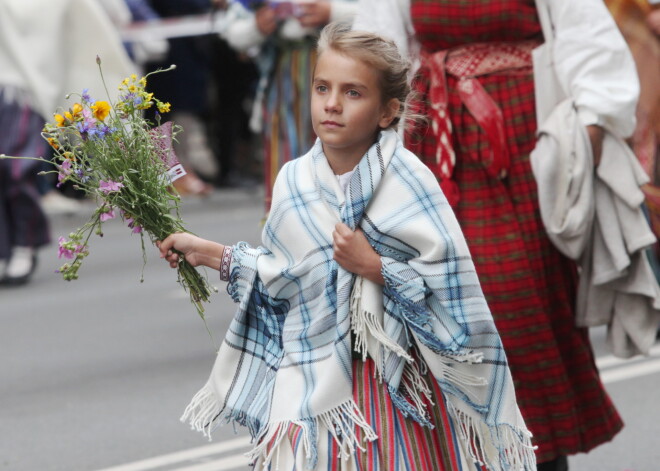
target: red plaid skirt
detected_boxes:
[408,0,623,463]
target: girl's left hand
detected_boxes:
[333,223,384,285]
[296,1,331,28]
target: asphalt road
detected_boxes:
[1,187,659,471]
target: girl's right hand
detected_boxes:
[255,5,278,36]
[158,233,226,271]
[158,233,200,268]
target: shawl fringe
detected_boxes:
[180,386,378,470]
[447,401,537,471]
[248,399,377,470]
[180,385,222,440]
[350,277,413,363]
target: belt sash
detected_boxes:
[421,40,540,205]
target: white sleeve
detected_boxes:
[221,3,266,52]
[549,0,639,137]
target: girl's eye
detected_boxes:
[316,85,328,93]
[347,90,360,98]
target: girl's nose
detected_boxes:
[325,93,341,113]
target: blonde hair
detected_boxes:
[316,22,412,129]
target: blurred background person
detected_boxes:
[143,0,217,197]
[221,0,358,212]
[354,1,640,470]
[119,0,170,70]
[0,0,133,285]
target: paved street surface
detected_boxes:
[1,187,659,471]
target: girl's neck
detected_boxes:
[322,139,376,175]
[325,150,361,175]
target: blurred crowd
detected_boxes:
[0,0,656,282]
[1,1,659,470]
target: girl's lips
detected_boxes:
[321,120,344,127]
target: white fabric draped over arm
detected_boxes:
[549,0,639,137]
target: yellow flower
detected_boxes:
[157,101,171,113]
[91,101,111,121]
[64,111,73,121]
[54,113,66,127]
[47,137,59,150]
[71,103,83,117]
[130,74,137,81]
[128,85,137,93]
[139,77,147,87]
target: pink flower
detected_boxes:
[131,225,143,234]
[100,208,116,222]
[99,180,124,194]
[57,237,75,259]
[57,160,73,186]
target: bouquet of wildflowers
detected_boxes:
[9,59,214,319]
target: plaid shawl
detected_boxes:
[181,129,535,470]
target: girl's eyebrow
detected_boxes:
[313,77,368,90]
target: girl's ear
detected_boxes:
[378,98,401,129]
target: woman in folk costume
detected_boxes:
[353,0,640,469]
[222,0,358,212]
[0,0,133,283]
[159,22,536,471]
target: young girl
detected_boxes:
[159,22,535,471]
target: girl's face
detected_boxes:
[311,49,397,165]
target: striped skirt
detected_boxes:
[255,358,479,471]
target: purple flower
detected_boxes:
[82,88,91,102]
[124,213,143,234]
[99,180,124,194]
[95,124,114,139]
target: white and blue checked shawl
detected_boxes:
[181,129,535,470]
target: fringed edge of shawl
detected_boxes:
[247,399,378,470]
[180,386,378,470]
[447,401,537,471]
[180,385,223,440]
[351,278,488,425]
[350,277,413,364]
